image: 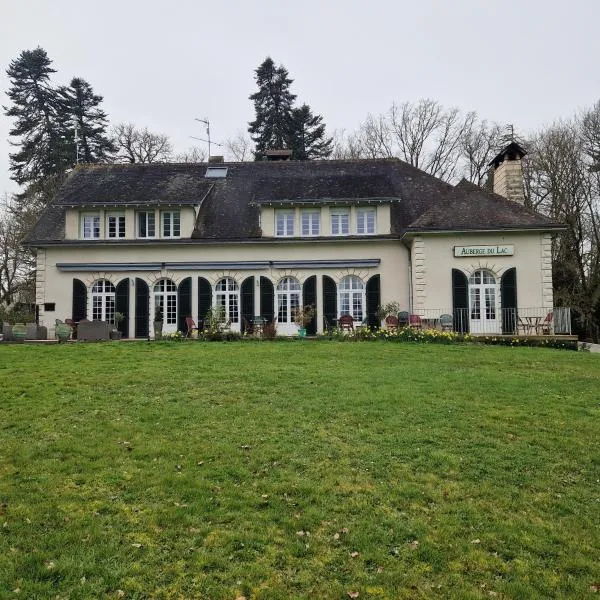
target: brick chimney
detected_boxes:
[489,141,527,204]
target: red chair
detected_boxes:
[408,314,422,329]
[385,315,399,331]
[338,314,354,331]
[185,316,198,338]
[540,311,553,335]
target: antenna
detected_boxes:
[194,118,223,161]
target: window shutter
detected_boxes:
[501,268,517,334]
[323,275,337,330]
[366,274,381,328]
[72,279,87,322]
[178,277,192,333]
[198,277,212,328]
[452,269,469,333]
[303,275,317,334]
[135,278,149,338]
[260,277,274,323]
[241,276,255,333]
[115,278,129,337]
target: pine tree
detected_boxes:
[288,104,333,160]
[60,77,115,163]
[4,47,71,186]
[248,57,296,159]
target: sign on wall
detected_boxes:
[454,245,514,257]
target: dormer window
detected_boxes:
[301,210,320,236]
[107,213,126,238]
[331,208,350,236]
[81,213,100,239]
[275,210,295,237]
[162,211,181,238]
[356,207,376,235]
[137,211,156,238]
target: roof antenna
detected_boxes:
[192,118,223,162]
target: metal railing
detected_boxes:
[399,307,571,336]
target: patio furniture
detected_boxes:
[77,320,111,341]
[398,311,409,327]
[540,311,553,335]
[251,316,267,335]
[338,314,354,331]
[385,315,399,331]
[408,314,422,329]
[518,315,542,336]
[185,316,198,338]
[439,314,453,331]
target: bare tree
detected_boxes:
[328,129,368,160]
[172,146,206,163]
[224,131,252,161]
[111,123,172,163]
[460,119,503,185]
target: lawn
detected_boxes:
[0,341,599,599]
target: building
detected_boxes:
[25,144,565,338]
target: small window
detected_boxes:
[44,302,56,312]
[137,211,156,238]
[356,208,376,234]
[275,210,295,237]
[205,167,228,178]
[301,210,320,236]
[162,211,181,238]
[331,209,350,236]
[107,213,126,238]
[81,213,100,239]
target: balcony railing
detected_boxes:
[403,307,571,336]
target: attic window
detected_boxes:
[205,167,228,178]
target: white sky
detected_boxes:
[1,0,599,195]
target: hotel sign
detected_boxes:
[454,245,514,257]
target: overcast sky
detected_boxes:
[1,0,599,195]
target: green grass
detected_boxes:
[0,341,599,599]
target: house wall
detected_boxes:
[36,239,410,337]
[410,231,553,312]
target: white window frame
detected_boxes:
[214,277,240,324]
[301,210,320,237]
[161,210,181,238]
[356,207,376,235]
[275,210,295,237]
[338,275,365,323]
[153,279,178,327]
[91,279,115,322]
[331,208,350,236]
[276,277,302,323]
[137,211,156,238]
[106,212,126,239]
[81,213,100,239]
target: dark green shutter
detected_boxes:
[72,279,87,322]
[115,278,129,337]
[198,277,212,328]
[260,277,274,323]
[366,274,381,328]
[452,269,469,333]
[501,268,517,334]
[323,275,337,330]
[303,275,317,334]
[241,276,255,334]
[178,277,192,333]
[135,278,149,338]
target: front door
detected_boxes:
[469,270,500,334]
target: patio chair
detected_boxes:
[439,314,453,332]
[540,311,553,335]
[408,314,422,329]
[398,311,409,327]
[338,314,354,331]
[185,316,198,338]
[385,315,399,331]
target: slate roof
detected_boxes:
[25,159,561,244]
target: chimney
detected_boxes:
[488,141,527,204]
[208,155,224,163]
[264,149,293,161]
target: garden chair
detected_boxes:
[439,314,453,332]
[408,314,422,329]
[398,311,409,327]
[184,316,198,338]
[385,315,399,331]
[338,314,354,331]
[540,311,553,335]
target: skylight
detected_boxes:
[205,167,228,178]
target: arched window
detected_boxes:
[91,279,115,322]
[153,279,177,326]
[215,277,239,323]
[276,277,301,323]
[338,275,365,322]
[469,269,497,321]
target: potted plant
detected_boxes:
[110,312,124,340]
[293,305,316,337]
[153,306,163,340]
[375,301,401,324]
[12,322,27,343]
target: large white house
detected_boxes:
[25,143,565,338]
